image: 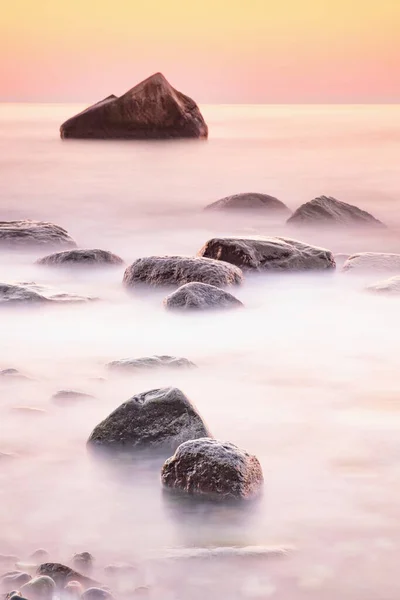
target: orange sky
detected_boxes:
[1,0,400,102]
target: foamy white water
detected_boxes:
[0,104,400,599]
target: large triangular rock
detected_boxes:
[287,196,384,228]
[60,73,208,140]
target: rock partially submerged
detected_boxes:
[37,249,123,267]
[51,390,94,405]
[0,368,29,380]
[287,196,384,228]
[82,589,113,600]
[343,252,400,273]
[366,275,400,295]
[161,438,263,500]
[60,73,208,140]
[0,221,76,249]
[1,572,31,592]
[123,256,243,289]
[72,553,94,575]
[204,193,290,214]
[0,282,95,305]
[87,387,210,454]
[36,563,96,589]
[20,576,55,600]
[164,282,243,311]
[107,355,196,372]
[198,237,335,271]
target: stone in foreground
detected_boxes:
[37,249,123,266]
[87,387,210,454]
[20,576,55,600]
[204,192,290,214]
[164,282,243,311]
[366,275,400,294]
[0,282,94,305]
[36,564,96,589]
[107,355,196,372]
[0,220,76,250]
[198,236,335,271]
[60,73,208,140]
[161,438,263,500]
[123,256,243,289]
[343,252,400,273]
[287,195,384,227]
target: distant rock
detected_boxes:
[0,368,29,380]
[164,282,243,311]
[36,563,96,589]
[366,275,400,295]
[60,73,208,140]
[107,355,196,372]
[0,282,95,305]
[29,551,49,563]
[161,438,264,500]
[287,196,384,228]
[204,192,290,214]
[20,576,55,600]
[37,249,123,267]
[87,387,210,454]
[123,256,243,289]
[51,390,94,405]
[63,581,84,599]
[0,220,76,249]
[343,252,400,273]
[198,236,335,271]
[11,407,46,416]
[72,553,94,575]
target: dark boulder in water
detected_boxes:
[0,282,95,305]
[123,256,243,289]
[37,249,123,267]
[286,195,385,228]
[198,236,335,272]
[87,387,210,454]
[107,355,196,372]
[161,438,264,500]
[164,282,243,311]
[36,564,97,589]
[204,192,290,214]
[0,221,76,249]
[60,73,208,140]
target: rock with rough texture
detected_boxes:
[72,553,94,575]
[107,355,196,372]
[1,573,31,592]
[36,564,96,589]
[0,221,76,249]
[343,252,400,274]
[161,438,263,500]
[123,256,243,289]
[51,390,94,405]
[0,282,95,305]
[198,236,335,272]
[37,249,123,267]
[204,192,290,214]
[287,196,384,228]
[366,275,400,295]
[60,73,208,140]
[87,387,210,454]
[20,577,55,600]
[164,282,243,311]
[82,589,113,600]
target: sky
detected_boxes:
[1,0,400,103]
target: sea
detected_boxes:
[0,103,400,599]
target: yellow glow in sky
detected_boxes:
[1,0,399,102]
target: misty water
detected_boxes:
[1,104,400,599]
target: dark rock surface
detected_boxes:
[37,249,123,267]
[123,256,243,289]
[198,236,335,271]
[0,221,76,249]
[0,282,95,305]
[287,195,385,227]
[60,73,208,140]
[164,282,243,311]
[161,438,264,500]
[87,387,210,454]
[343,252,400,273]
[204,192,290,214]
[20,576,55,600]
[51,390,94,405]
[107,355,196,372]
[36,563,96,589]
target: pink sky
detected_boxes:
[1,0,400,103]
